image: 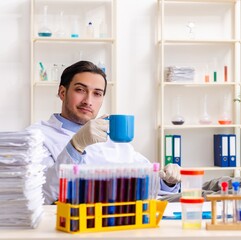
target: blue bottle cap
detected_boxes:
[232,181,240,191]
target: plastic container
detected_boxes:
[51,64,58,81]
[180,197,204,229]
[180,169,204,198]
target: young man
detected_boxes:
[28,61,181,204]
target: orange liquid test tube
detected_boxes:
[205,75,210,83]
[224,66,228,82]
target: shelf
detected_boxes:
[157,0,241,178]
[158,39,238,45]
[181,166,241,171]
[163,82,237,87]
[31,0,117,123]
[161,0,238,4]
[160,124,239,130]
[159,0,236,41]
[34,80,115,86]
[34,81,59,86]
[33,37,115,43]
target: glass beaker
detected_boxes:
[55,11,66,38]
[218,94,232,125]
[171,95,185,125]
[38,5,52,37]
[70,16,80,38]
[199,94,212,124]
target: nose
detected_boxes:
[82,92,92,106]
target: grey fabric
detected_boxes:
[159,176,241,202]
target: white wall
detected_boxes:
[116,0,157,161]
[0,0,157,162]
[0,0,30,131]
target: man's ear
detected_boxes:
[58,85,66,100]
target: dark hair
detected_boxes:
[59,60,107,95]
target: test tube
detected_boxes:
[59,164,67,227]
[101,169,109,227]
[71,165,80,232]
[108,167,117,226]
[213,71,217,82]
[224,66,228,82]
[152,163,160,199]
[85,167,95,228]
[141,166,150,224]
[204,65,210,83]
[221,181,229,223]
[232,181,240,223]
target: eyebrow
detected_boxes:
[74,82,104,93]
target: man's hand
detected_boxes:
[71,118,108,153]
[159,163,181,186]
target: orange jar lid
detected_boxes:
[180,197,204,204]
[180,169,204,175]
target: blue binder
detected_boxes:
[172,135,181,166]
[214,134,229,167]
[228,134,236,167]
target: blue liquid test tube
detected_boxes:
[140,167,150,224]
[108,168,117,226]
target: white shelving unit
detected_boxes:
[30,0,116,123]
[157,0,241,179]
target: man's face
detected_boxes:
[59,72,105,125]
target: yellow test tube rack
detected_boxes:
[206,194,241,230]
[56,199,168,233]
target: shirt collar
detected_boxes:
[54,113,82,133]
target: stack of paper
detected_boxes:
[166,66,195,82]
[0,129,46,228]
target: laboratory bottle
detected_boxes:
[171,95,185,125]
[98,61,106,73]
[70,16,80,38]
[186,21,195,40]
[55,11,66,38]
[59,64,66,80]
[218,94,232,125]
[51,64,59,81]
[38,5,52,37]
[199,94,212,124]
[86,22,94,38]
[99,20,107,38]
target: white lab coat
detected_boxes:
[28,114,151,204]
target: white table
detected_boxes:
[1,205,241,239]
